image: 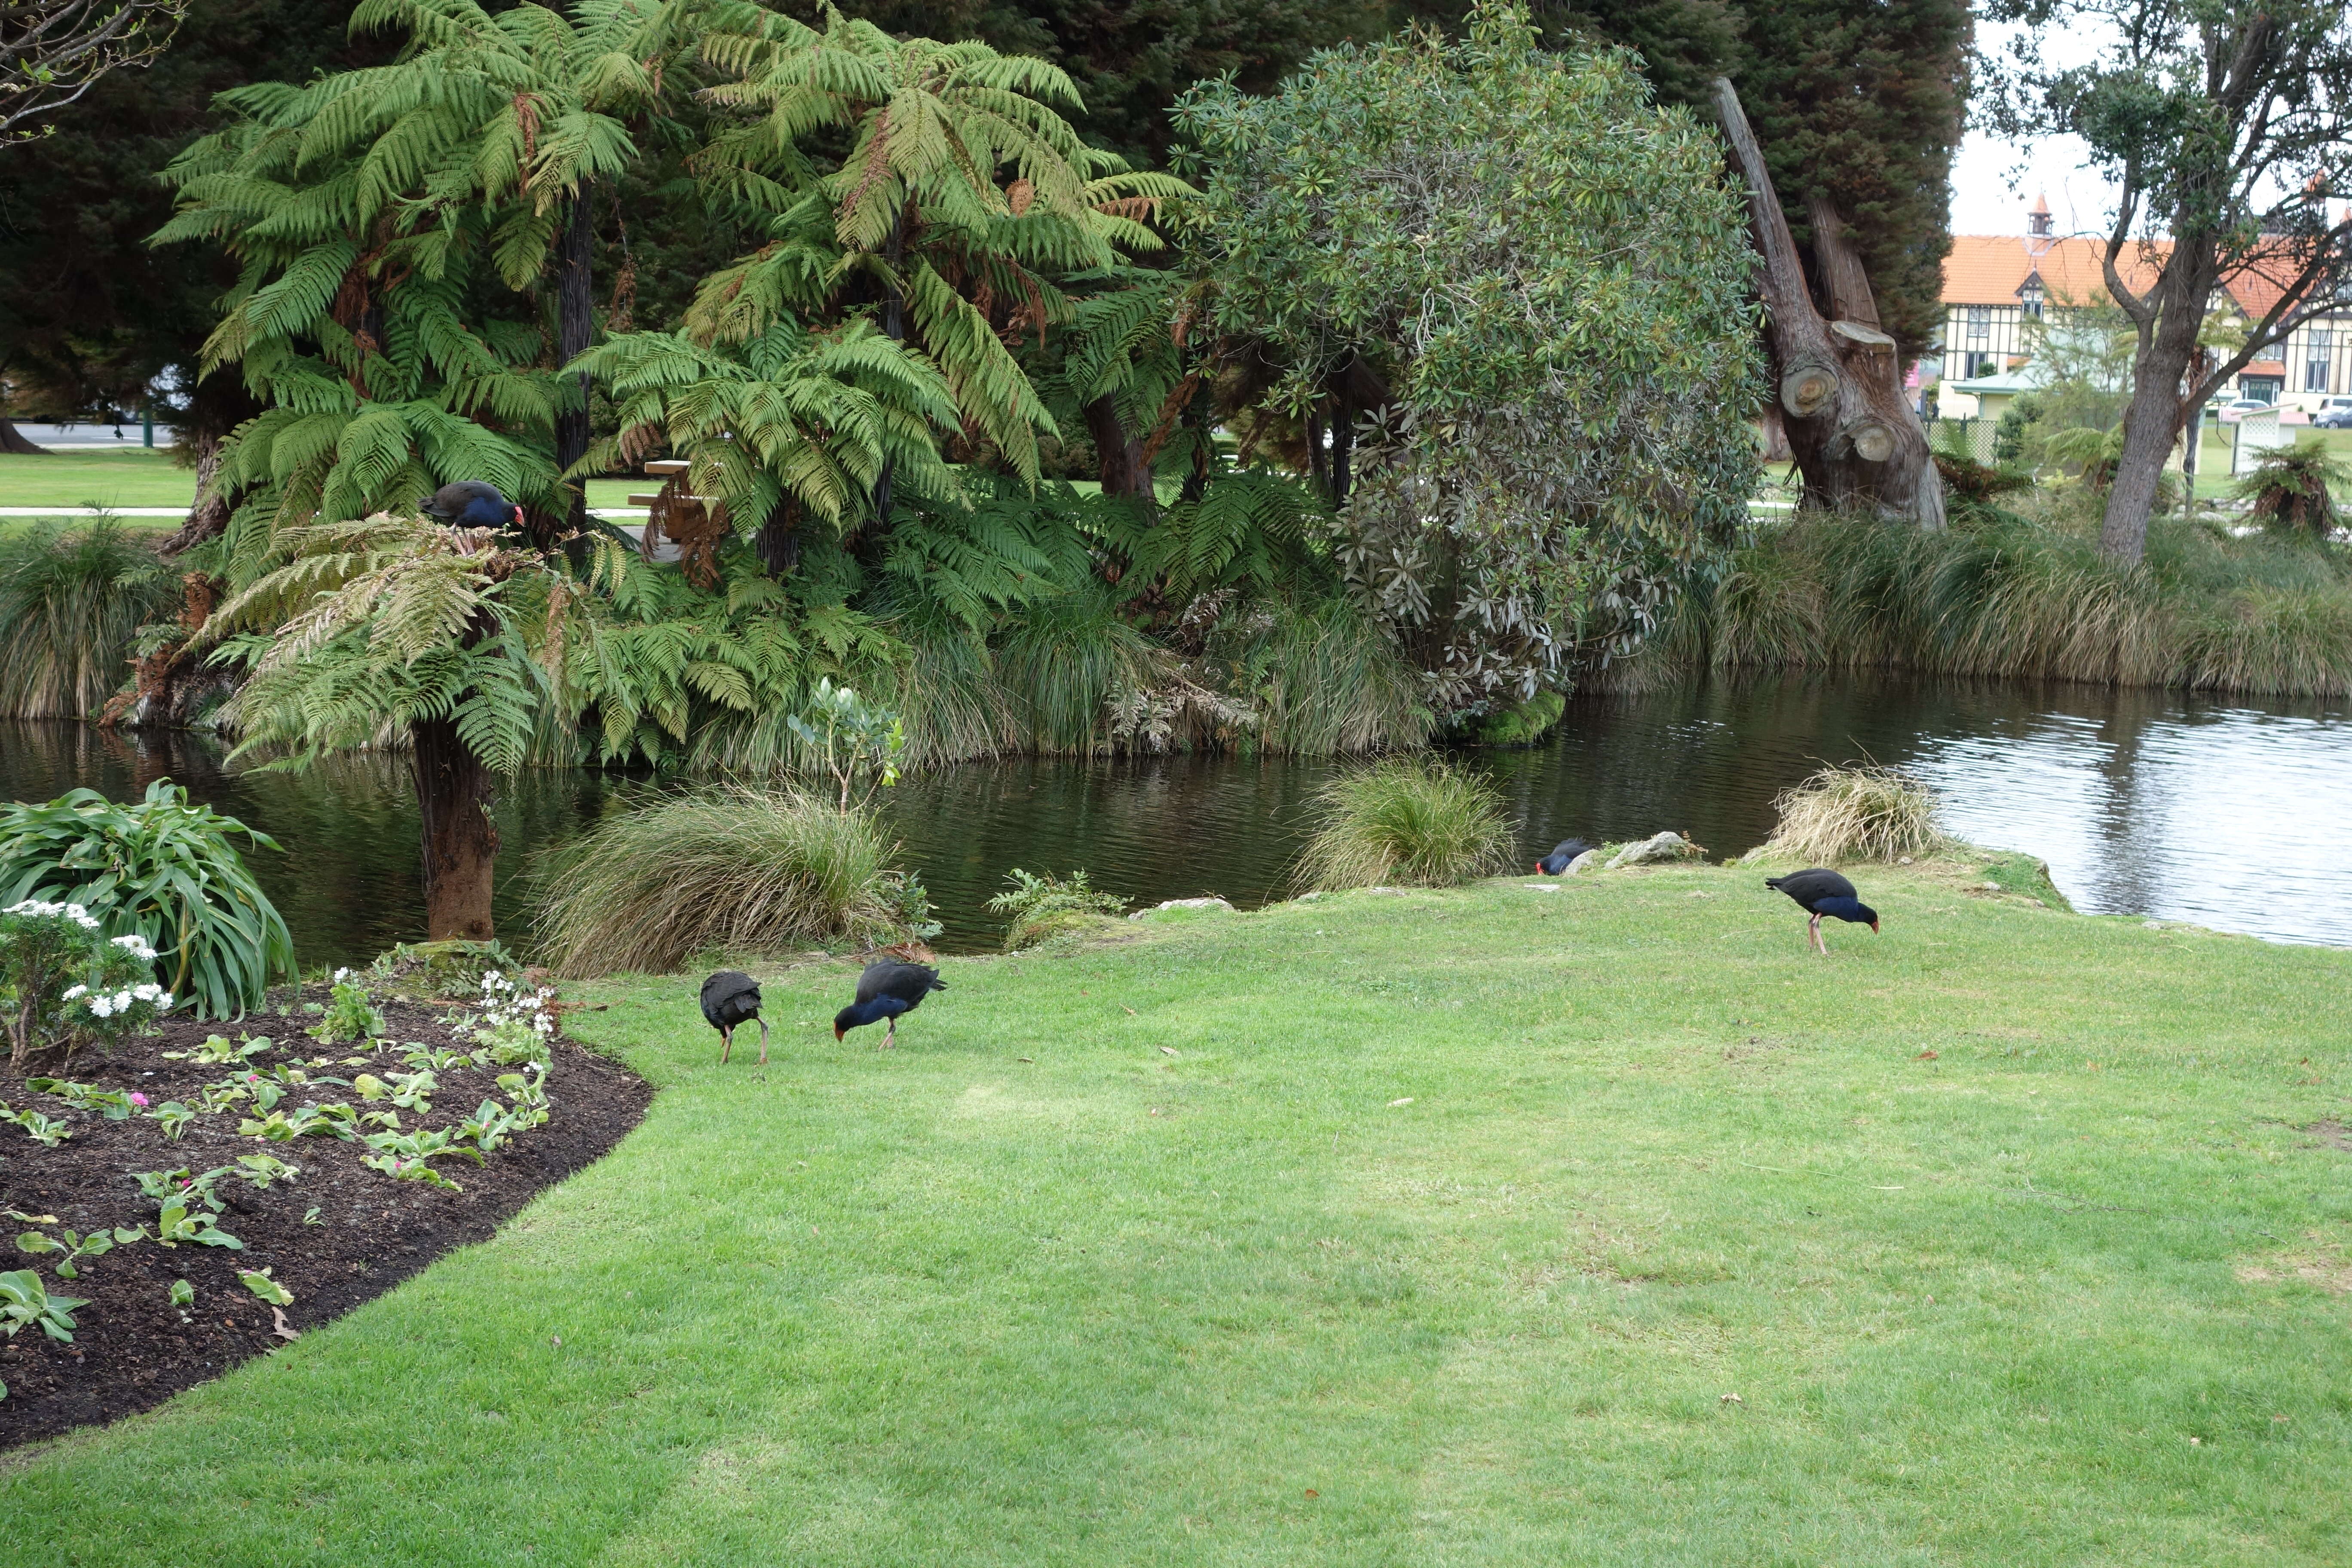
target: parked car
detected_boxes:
[2215,398,2273,423]
[2317,405,2352,429]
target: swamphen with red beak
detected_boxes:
[834,959,946,1048]
[420,480,526,532]
[1536,837,1594,875]
[701,970,767,1064]
[1765,868,1880,954]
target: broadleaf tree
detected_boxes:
[1176,0,1761,720]
[1981,0,2352,564]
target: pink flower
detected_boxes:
[129,1092,150,1107]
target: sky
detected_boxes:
[1948,16,2115,240]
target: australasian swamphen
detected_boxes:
[420,481,526,532]
[1536,837,1595,875]
[834,959,946,1049]
[700,969,767,1065]
[1764,868,1880,954]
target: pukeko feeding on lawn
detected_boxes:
[700,969,767,1065]
[1536,837,1595,875]
[420,480,526,532]
[834,959,946,1049]
[1764,868,1880,954]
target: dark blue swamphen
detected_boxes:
[420,480,527,532]
[700,969,767,1064]
[1764,868,1880,954]
[834,959,946,1049]
[1536,837,1595,875]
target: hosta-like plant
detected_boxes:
[0,781,294,1020]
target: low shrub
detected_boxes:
[1295,757,1519,890]
[0,899,173,1069]
[0,781,294,1019]
[2233,437,2346,538]
[1760,765,1943,864]
[533,785,933,977]
[987,868,1129,952]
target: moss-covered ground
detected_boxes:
[3,855,2348,1565]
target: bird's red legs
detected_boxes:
[757,1018,770,1066]
[720,1025,734,1065]
[1810,913,1825,955]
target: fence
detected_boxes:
[1922,416,1995,464]
[2231,408,2291,476]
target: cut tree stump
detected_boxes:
[1711,79,1944,530]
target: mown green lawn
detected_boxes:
[0,450,647,516]
[3,858,2349,1565]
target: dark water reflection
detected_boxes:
[3,670,2346,966]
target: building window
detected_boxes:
[1966,306,1990,341]
[2307,330,2334,394]
[2019,284,2044,320]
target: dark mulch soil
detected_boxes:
[0,990,651,1450]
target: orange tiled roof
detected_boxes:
[2244,360,2287,377]
[1941,235,2167,307]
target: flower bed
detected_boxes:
[0,978,650,1449]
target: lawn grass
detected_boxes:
[3,856,2349,1565]
[0,450,648,514]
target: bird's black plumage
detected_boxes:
[1764,868,1880,952]
[700,969,768,1064]
[419,480,524,530]
[1537,837,1595,875]
[834,959,946,1046]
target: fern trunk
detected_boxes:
[1086,395,1152,502]
[870,198,913,527]
[554,180,597,541]
[411,716,499,942]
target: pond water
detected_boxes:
[4,670,2348,965]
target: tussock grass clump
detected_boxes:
[1648,505,2352,698]
[0,521,178,717]
[534,785,918,977]
[1295,757,1518,890]
[1762,764,1944,864]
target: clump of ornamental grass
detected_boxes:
[1294,757,1519,890]
[532,785,926,977]
[1760,764,1944,864]
[0,520,178,718]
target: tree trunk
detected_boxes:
[757,495,801,576]
[410,715,499,941]
[1328,391,1354,506]
[1711,80,1943,530]
[0,413,51,454]
[1086,395,1152,502]
[2098,280,2206,564]
[554,179,597,539]
[159,433,232,555]
[871,199,913,528]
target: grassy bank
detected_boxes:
[1642,505,2352,698]
[4,856,2347,1564]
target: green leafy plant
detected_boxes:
[24,1077,140,1118]
[237,1105,358,1142]
[15,1224,145,1280]
[144,1100,198,1139]
[150,1201,243,1251]
[235,1268,294,1306]
[988,868,1130,952]
[307,971,387,1045]
[5,1106,72,1147]
[786,679,907,811]
[2234,437,2347,538]
[0,782,295,1019]
[168,1278,193,1309]
[0,1268,88,1343]
[0,896,163,1068]
[167,1032,271,1065]
[1295,758,1520,890]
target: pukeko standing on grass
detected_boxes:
[834,959,946,1049]
[1536,837,1595,875]
[420,480,526,532]
[1765,868,1880,954]
[700,969,767,1064]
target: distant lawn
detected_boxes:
[0,450,648,514]
[4,857,2347,1565]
